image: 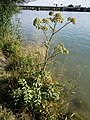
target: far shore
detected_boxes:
[19,5,90,12]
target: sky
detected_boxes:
[24,0,90,7]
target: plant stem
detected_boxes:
[54,22,71,35]
[42,21,71,70]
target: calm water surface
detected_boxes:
[16,10,90,118]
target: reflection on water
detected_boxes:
[71,96,90,120]
[16,10,90,119]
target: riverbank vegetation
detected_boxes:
[0,1,85,120]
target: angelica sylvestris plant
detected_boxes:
[12,12,76,120]
[33,11,76,69]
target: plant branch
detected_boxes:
[42,30,48,41]
[47,52,60,61]
[53,22,57,32]
[47,23,54,31]
[41,21,71,70]
[54,21,71,35]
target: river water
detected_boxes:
[16,10,90,119]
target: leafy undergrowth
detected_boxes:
[0,104,84,120]
[0,42,81,120]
